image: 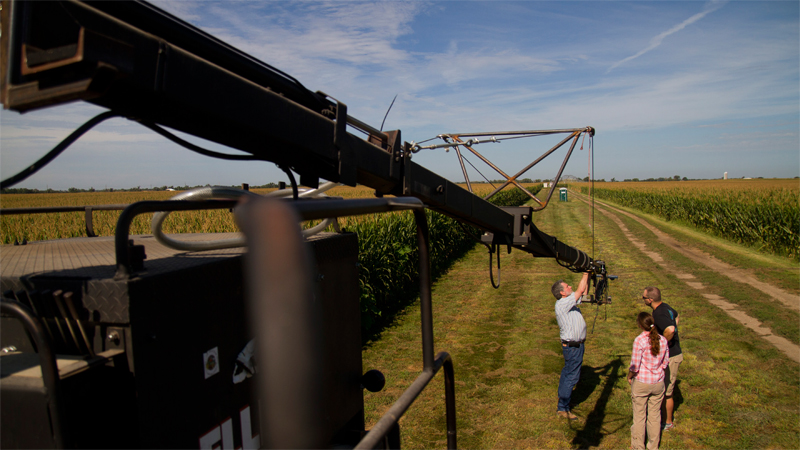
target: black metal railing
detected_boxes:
[4,195,458,448]
[113,196,458,448]
[0,298,67,448]
[0,204,129,238]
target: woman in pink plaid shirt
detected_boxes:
[627,312,669,450]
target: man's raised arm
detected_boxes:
[575,272,590,299]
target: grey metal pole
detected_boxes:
[236,197,325,449]
[413,208,435,371]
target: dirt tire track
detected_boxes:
[586,196,798,311]
[571,192,800,363]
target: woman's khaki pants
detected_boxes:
[630,379,665,450]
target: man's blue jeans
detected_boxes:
[558,343,584,411]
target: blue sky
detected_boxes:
[1,0,798,190]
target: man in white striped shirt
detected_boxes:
[552,272,590,420]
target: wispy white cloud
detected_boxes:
[149,0,205,22]
[201,2,422,71]
[672,131,799,154]
[607,1,727,73]
[425,41,562,87]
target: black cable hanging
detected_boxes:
[591,301,606,333]
[279,165,299,200]
[489,243,501,289]
[1,112,270,191]
[587,133,608,333]
[591,134,595,259]
[138,121,260,161]
[1,111,120,189]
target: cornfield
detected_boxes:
[0,184,543,243]
[0,190,243,244]
[576,180,799,259]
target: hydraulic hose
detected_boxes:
[151,186,258,251]
[151,182,341,251]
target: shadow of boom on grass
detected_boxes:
[570,357,626,449]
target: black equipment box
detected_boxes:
[1,231,363,448]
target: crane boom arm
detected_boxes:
[1,0,594,271]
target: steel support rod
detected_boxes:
[443,127,593,138]
[413,208,435,371]
[347,115,388,143]
[52,290,81,354]
[506,131,582,185]
[114,199,237,279]
[356,352,457,450]
[236,197,325,449]
[482,131,580,203]
[355,206,457,450]
[63,292,95,357]
[454,146,473,193]
[84,207,96,237]
[452,136,513,183]
[535,132,582,212]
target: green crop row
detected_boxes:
[580,186,799,259]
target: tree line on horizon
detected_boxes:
[1,182,281,195]
[2,175,790,195]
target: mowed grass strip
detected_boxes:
[592,199,800,346]
[362,197,799,449]
[597,199,799,296]
[574,179,800,259]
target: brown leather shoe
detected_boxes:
[557,410,578,420]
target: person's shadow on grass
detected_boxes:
[671,379,684,417]
[568,357,631,449]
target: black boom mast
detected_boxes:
[1,0,594,271]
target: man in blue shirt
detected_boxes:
[552,272,590,420]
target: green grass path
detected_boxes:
[362,197,799,449]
